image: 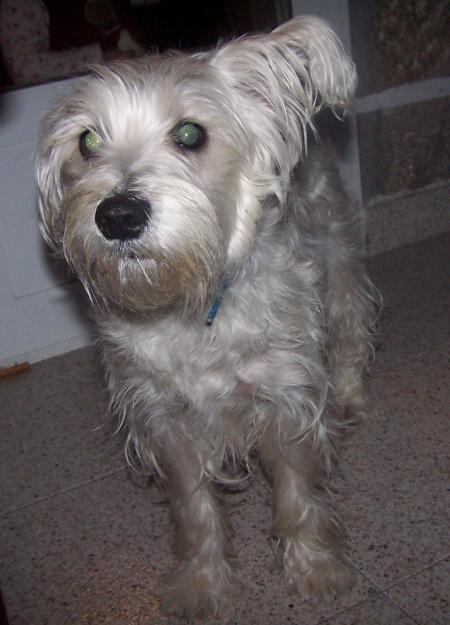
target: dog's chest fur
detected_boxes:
[97,208,325,452]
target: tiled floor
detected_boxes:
[1,232,449,625]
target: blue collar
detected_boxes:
[205,277,229,326]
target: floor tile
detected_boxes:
[386,558,450,625]
[325,594,417,624]
[367,232,450,363]
[0,348,124,513]
[0,468,376,625]
[339,348,450,588]
[0,472,170,625]
[367,232,449,313]
[368,344,449,405]
[0,346,102,408]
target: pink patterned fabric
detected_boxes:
[0,0,102,85]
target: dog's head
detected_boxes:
[36,16,356,315]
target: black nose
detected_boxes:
[95,193,151,241]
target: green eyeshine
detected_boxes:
[79,129,103,158]
[175,121,206,149]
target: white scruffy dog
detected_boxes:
[37,16,378,619]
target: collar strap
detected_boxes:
[205,277,229,326]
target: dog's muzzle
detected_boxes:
[95,193,151,241]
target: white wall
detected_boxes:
[0,79,95,367]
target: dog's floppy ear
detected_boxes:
[212,16,356,163]
[271,16,357,112]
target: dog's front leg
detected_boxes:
[156,428,236,618]
[260,421,355,601]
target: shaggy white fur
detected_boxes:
[37,16,379,619]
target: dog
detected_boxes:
[36,16,378,619]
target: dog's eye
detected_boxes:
[79,129,103,159]
[174,121,206,150]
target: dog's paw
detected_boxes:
[283,538,355,602]
[157,559,239,619]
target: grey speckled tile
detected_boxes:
[0,348,124,513]
[339,345,450,589]
[0,466,377,625]
[325,593,417,625]
[0,471,171,625]
[0,346,102,408]
[367,232,450,364]
[344,487,449,591]
[368,345,449,405]
[367,232,449,309]
[217,569,377,625]
[386,558,450,625]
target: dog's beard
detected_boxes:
[69,244,222,315]
[62,182,226,316]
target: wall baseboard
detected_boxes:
[367,180,450,256]
[0,332,94,370]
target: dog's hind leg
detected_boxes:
[324,242,378,419]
